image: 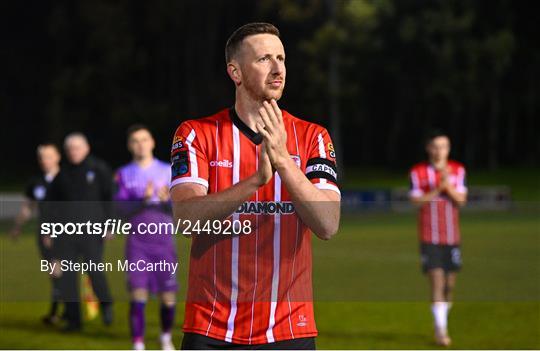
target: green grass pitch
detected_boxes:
[1,209,538,349]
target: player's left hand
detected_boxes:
[439,168,450,192]
[257,99,289,169]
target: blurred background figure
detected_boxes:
[409,130,468,346]
[114,125,177,351]
[10,143,62,325]
[46,132,114,332]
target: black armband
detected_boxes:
[305,157,338,183]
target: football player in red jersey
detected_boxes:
[170,23,340,349]
[409,131,468,346]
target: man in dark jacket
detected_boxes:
[11,143,62,324]
[47,132,114,331]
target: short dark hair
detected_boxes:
[225,22,280,63]
[126,124,151,139]
[425,129,449,145]
[36,142,60,154]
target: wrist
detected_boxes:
[250,173,266,188]
[273,153,293,172]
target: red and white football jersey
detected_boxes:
[170,108,339,344]
[409,161,467,245]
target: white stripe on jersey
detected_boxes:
[286,217,300,340]
[456,167,467,193]
[170,177,208,189]
[427,166,439,244]
[206,121,220,336]
[317,133,326,158]
[314,182,341,195]
[317,133,327,185]
[186,129,198,179]
[249,145,260,344]
[292,122,299,155]
[266,173,282,343]
[225,125,241,343]
[446,202,454,245]
[214,120,220,193]
[409,170,423,197]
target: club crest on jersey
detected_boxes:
[86,171,95,184]
[297,314,307,327]
[290,155,301,168]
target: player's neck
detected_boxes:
[44,167,59,178]
[430,159,447,170]
[134,156,154,168]
[234,93,263,131]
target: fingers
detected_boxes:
[262,100,282,126]
[269,99,283,126]
[258,142,269,160]
[255,122,271,140]
[260,100,281,128]
[258,105,274,131]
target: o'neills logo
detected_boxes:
[236,201,295,214]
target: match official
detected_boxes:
[47,132,114,331]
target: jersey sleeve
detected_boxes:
[455,165,468,194]
[113,171,131,201]
[170,121,209,191]
[113,170,144,218]
[305,127,340,195]
[24,180,36,200]
[409,168,424,198]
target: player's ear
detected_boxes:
[227,61,242,86]
[425,143,431,155]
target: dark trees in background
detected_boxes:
[3,0,538,181]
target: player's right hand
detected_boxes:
[157,185,170,202]
[42,235,53,249]
[255,143,274,186]
[51,259,62,278]
[144,181,154,200]
[439,170,449,191]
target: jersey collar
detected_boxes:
[229,107,263,145]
